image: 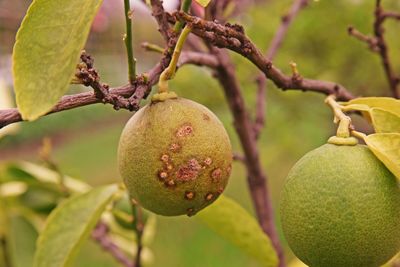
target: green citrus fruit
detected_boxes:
[118,96,232,216]
[280,143,400,267]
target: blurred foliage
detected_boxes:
[1,0,400,266]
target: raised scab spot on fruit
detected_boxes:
[169,143,181,152]
[204,157,212,166]
[158,171,168,180]
[161,154,169,162]
[165,179,176,187]
[205,193,214,201]
[176,158,202,182]
[185,191,195,200]
[211,168,222,182]
[176,123,193,138]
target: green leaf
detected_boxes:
[12,161,91,193]
[8,215,38,267]
[13,0,103,121]
[196,195,278,267]
[365,133,400,179]
[195,0,212,7]
[370,108,400,133]
[33,184,119,267]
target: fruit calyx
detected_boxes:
[151,91,178,102]
[327,136,358,146]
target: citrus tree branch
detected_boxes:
[212,48,285,267]
[266,0,308,59]
[374,0,400,98]
[92,222,134,267]
[348,1,400,98]
[123,0,136,84]
[175,12,355,101]
[0,7,358,129]
[150,0,173,43]
[255,0,308,138]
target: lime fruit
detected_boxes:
[280,143,400,267]
[118,97,232,216]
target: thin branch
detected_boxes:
[266,0,308,60]
[174,0,192,32]
[382,11,400,20]
[124,0,136,83]
[254,0,308,137]
[233,152,246,162]
[130,204,144,267]
[253,76,266,138]
[0,56,168,129]
[1,9,357,129]
[141,42,164,53]
[212,48,286,267]
[347,26,379,52]
[175,12,355,101]
[150,0,172,43]
[178,51,219,68]
[92,222,134,267]
[374,0,400,98]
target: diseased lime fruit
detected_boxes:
[280,143,400,267]
[118,97,232,216]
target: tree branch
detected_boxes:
[374,0,399,98]
[92,222,134,267]
[254,0,308,138]
[175,12,354,101]
[212,48,286,267]
[150,0,173,44]
[266,0,308,60]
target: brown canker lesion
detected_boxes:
[205,192,214,201]
[185,191,195,200]
[176,158,202,182]
[169,143,181,152]
[176,123,194,138]
[211,168,222,183]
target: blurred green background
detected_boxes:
[1,0,400,266]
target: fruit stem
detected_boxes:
[174,0,192,33]
[351,130,367,140]
[325,95,352,138]
[158,25,192,93]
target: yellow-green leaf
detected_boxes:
[13,0,103,121]
[8,215,38,267]
[343,97,400,117]
[370,108,400,133]
[33,184,119,267]
[195,0,212,7]
[365,133,400,179]
[196,195,278,267]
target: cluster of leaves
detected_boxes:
[340,97,400,179]
[0,160,278,266]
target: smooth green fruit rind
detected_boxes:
[118,98,232,216]
[280,144,400,267]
